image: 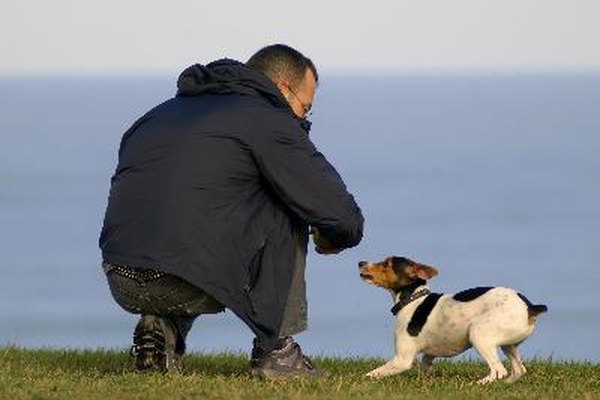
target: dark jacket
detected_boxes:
[99,59,364,348]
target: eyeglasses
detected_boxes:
[287,85,313,119]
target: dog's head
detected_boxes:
[358,256,438,291]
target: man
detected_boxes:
[99,44,364,378]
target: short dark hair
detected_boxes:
[247,44,318,87]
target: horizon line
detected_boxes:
[2,65,600,79]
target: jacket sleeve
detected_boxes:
[250,114,364,249]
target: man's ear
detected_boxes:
[276,79,291,96]
[276,80,286,92]
[408,263,439,280]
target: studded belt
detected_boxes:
[103,262,166,284]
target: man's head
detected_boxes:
[247,44,318,119]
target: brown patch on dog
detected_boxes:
[359,258,402,290]
[359,256,439,291]
[405,263,438,281]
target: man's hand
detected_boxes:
[310,227,343,255]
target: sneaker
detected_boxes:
[130,315,181,372]
[250,337,320,378]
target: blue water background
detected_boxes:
[0,73,598,361]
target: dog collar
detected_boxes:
[390,288,431,315]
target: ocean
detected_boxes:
[0,72,598,361]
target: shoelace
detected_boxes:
[130,330,166,357]
[291,343,315,369]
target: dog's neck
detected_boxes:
[390,279,430,315]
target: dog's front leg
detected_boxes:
[367,340,417,379]
[366,355,414,378]
[366,323,417,378]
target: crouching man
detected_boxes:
[99,44,363,378]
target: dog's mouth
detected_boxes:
[359,272,373,281]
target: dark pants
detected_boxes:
[104,263,225,346]
[104,247,308,352]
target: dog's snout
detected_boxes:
[358,261,368,268]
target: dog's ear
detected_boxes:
[408,263,439,280]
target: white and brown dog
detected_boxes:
[359,256,547,384]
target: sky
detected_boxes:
[2,0,600,74]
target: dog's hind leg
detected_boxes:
[469,328,508,384]
[421,354,435,376]
[501,345,526,383]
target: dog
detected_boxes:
[358,256,547,384]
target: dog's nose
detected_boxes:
[358,261,367,268]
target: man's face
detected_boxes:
[281,68,317,120]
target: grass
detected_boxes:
[1,347,599,400]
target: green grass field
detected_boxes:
[1,347,598,400]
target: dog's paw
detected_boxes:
[476,376,495,385]
[366,369,383,378]
[504,373,524,384]
[476,368,508,385]
[476,373,506,385]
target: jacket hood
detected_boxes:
[176,59,286,108]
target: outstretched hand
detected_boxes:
[310,227,343,255]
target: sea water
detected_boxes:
[0,73,598,361]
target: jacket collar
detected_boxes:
[176,59,285,107]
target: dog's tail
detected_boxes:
[517,293,548,323]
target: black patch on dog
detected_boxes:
[517,292,534,307]
[517,293,548,315]
[452,287,495,302]
[407,293,443,337]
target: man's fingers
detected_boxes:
[315,246,343,255]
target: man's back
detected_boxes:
[101,92,273,268]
